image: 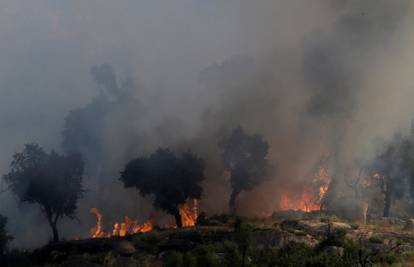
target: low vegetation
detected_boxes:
[3,215,414,267]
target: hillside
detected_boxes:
[3,214,414,267]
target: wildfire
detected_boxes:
[278,166,331,212]
[279,190,321,212]
[90,208,104,238]
[89,198,198,238]
[314,166,330,200]
[179,199,198,227]
[90,208,153,239]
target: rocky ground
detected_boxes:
[3,213,414,266]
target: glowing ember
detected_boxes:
[90,208,153,238]
[179,199,198,227]
[278,166,331,212]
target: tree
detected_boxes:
[0,214,12,255]
[120,149,204,227]
[3,143,84,242]
[218,127,270,214]
[373,135,407,217]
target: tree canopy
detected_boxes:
[3,143,84,242]
[120,148,204,227]
[218,127,270,214]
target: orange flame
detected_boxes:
[314,166,330,200]
[90,208,153,239]
[278,166,331,212]
[179,199,198,227]
[89,199,198,238]
[90,208,105,238]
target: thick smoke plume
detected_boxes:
[0,0,414,247]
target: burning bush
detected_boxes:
[120,148,205,228]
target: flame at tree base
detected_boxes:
[89,198,198,239]
[180,199,198,227]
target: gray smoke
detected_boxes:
[0,0,414,247]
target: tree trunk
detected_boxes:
[45,210,60,243]
[173,209,183,228]
[383,187,392,218]
[362,202,369,225]
[51,222,59,243]
[229,190,240,215]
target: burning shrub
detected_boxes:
[218,127,271,214]
[3,143,85,242]
[120,148,205,228]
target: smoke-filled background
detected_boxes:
[1,0,414,247]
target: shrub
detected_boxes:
[368,235,383,244]
[183,252,197,267]
[193,245,219,267]
[234,221,254,267]
[273,241,359,267]
[222,241,242,267]
[133,232,162,254]
[142,232,162,245]
[165,251,183,267]
[318,227,348,249]
[274,242,314,266]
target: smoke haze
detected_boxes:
[1,0,414,247]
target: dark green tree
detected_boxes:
[120,149,204,227]
[3,143,84,242]
[218,127,270,214]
